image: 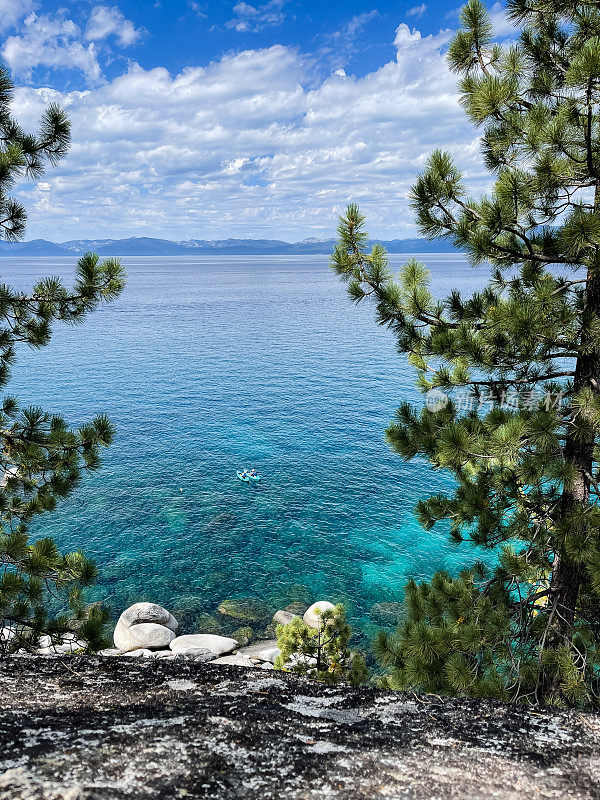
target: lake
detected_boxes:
[4,254,489,638]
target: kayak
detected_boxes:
[237,471,262,482]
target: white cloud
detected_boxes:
[0,0,35,32]
[226,0,286,33]
[444,2,517,36]
[189,2,208,19]
[86,6,142,47]
[10,24,486,241]
[407,4,427,18]
[488,2,518,36]
[3,12,102,83]
[322,10,379,73]
[333,10,379,40]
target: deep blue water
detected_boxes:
[3,254,489,636]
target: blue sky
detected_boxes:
[0,0,515,241]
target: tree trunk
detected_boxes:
[550,185,600,643]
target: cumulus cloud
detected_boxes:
[86,6,142,47]
[407,4,427,18]
[3,12,102,83]
[10,23,486,241]
[226,0,287,33]
[0,0,35,31]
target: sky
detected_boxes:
[0,0,517,242]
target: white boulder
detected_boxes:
[238,640,280,663]
[120,602,179,632]
[113,603,178,652]
[170,634,237,657]
[123,648,154,658]
[0,625,16,643]
[303,601,336,629]
[37,634,87,655]
[125,623,176,651]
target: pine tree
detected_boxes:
[274,605,368,685]
[0,65,125,655]
[332,0,600,707]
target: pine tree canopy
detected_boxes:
[0,65,125,655]
[275,605,368,685]
[333,0,600,707]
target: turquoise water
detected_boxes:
[4,254,488,637]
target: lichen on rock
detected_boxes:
[0,657,598,799]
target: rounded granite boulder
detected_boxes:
[113,603,179,652]
[170,634,238,658]
[120,602,179,631]
[303,601,336,629]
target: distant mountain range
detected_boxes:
[0,236,458,257]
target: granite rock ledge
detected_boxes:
[0,656,599,800]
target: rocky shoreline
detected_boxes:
[3,602,600,798]
[7,601,337,672]
[1,656,599,799]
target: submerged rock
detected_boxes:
[231,626,254,646]
[217,598,272,622]
[272,609,300,627]
[283,600,310,615]
[369,601,404,624]
[205,512,236,533]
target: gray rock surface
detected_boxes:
[272,610,299,627]
[208,654,256,667]
[170,634,237,657]
[122,648,154,658]
[0,658,599,799]
[238,640,279,662]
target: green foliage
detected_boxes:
[332,0,600,707]
[274,604,369,685]
[0,65,125,655]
